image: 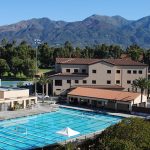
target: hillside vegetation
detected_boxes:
[1,15,150,47]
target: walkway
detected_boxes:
[0,104,59,120]
[59,104,145,118]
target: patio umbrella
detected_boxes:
[56,127,80,137]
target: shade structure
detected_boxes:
[56,127,80,137]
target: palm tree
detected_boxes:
[147,80,150,99]
[38,75,51,102]
[132,77,148,103]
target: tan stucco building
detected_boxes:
[0,87,37,111]
[68,87,147,112]
[48,58,148,96]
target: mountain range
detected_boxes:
[0,15,150,48]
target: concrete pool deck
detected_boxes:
[59,104,146,118]
[0,103,147,121]
[0,104,59,120]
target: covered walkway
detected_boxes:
[67,87,147,112]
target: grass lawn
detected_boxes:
[38,68,54,75]
[1,68,53,81]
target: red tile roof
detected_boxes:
[49,72,88,77]
[56,58,147,66]
[103,59,147,66]
[71,85,124,90]
[68,87,140,102]
[56,58,100,65]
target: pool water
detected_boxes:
[0,108,122,150]
[1,81,33,87]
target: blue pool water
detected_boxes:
[0,108,123,150]
[1,81,33,87]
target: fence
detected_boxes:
[132,106,150,114]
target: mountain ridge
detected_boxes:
[0,15,150,48]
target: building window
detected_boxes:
[116,70,120,74]
[116,80,120,84]
[92,80,96,84]
[107,80,111,84]
[55,80,62,86]
[92,70,96,73]
[74,69,78,73]
[127,80,131,84]
[67,80,71,84]
[82,69,86,73]
[139,70,142,74]
[83,80,87,84]
[66,69,70,73]
[133,70,137,74]
[75,80,79,84]
[56,89,61,91]
[107,70,111,74]
[127,70,131,74]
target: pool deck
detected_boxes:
[0,103,148,121]
[0,104,59,120]
[59,105,146,118]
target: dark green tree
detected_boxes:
[0,59,9,76]
[132,77,148,103]
[127,44,143,61]
[22,59,35,78]
[38,43,54,68]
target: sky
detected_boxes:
[0,0,150,25]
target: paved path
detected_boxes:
[0,103,148,121]
[0,104,59,120]
[59,105,146,118]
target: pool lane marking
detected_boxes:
[59,111,121,122]
[0,129,47,146]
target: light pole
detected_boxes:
[34,39,41,96]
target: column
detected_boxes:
[10,101,14,108]
[78,97,81,105]
[23,100,26,109]
[115,102,117,111]
[46,83,49,96]
[129,104,132,112]
[35,97,37,104]
[67,97,70,104]
[29,99,31,106]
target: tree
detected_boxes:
[64,41,74,57]
[132,77,148,103]
[94,44,109,59]
[22,59,35,78]
[143,49,150,65]
[17,81,24,87]
[0,59,9,77]
[55,118,150,150]
[109,45,122,59]
[1,38,7,47]
[97,118,150,150]
[38,75,51,102]
[11,57,23,77]
[127,44,143,61]
[38,43,54,68]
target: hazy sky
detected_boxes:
[0,0,150,25]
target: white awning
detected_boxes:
[56,127,80,137]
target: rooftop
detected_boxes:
[68,87,141,102]
[71,85,124,90]
[56,58,147,66]
[0,87,27,92]
[47,72,88,77]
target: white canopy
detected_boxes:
[56,127,80,137]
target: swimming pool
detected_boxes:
[0,108,122,150]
